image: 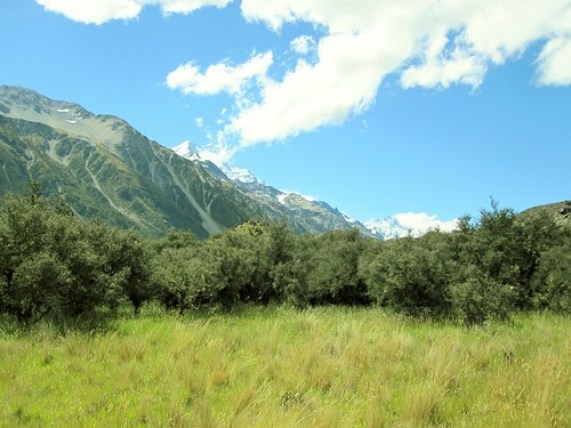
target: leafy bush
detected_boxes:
[0,185,568,326]
[304,229,368,306]
[452,203,556,310]
[531,239,571,313]
[450,267,515,325]
[0,184,152,324]
[362,233,453,318]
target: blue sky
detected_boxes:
[1,0,570,226]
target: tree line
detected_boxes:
[1,184,569,326]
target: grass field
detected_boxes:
[1,306,570,427]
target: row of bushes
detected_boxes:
[1,185,569,326]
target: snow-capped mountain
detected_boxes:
[364,217,413,240]
[171,141,459,240]
[172,141,230,181]
[172,141,383,238]
[223,166,264,185]
[172,140,202,162]
[365,213,459,239]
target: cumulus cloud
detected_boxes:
[35,0,232,24]
[160,0,232,15]
[36,0,142,24]
[166,52,273,96]
[290,35,316,55]
[536,37,571,86]
[196,140,237,166]
[221,0,571,145]
[230,27,414,144]
[46,0,571,151]
[401,36,487,89]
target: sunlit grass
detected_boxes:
[0,307,569,426]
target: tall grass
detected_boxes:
[0,307,569,427]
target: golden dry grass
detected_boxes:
[0,307,569,427]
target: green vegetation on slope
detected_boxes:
[0,307,569,427]
[521,200,571,230]
[0,109,267,238]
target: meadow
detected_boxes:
[1,306,569,427]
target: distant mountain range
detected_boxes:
[172,141,381,238]
[0,85,391,238]
[2,86,565,240]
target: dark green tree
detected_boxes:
[305,229,368,305]
[362,232,454,318]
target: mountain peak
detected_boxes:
[0,86,92,120]
[365,213,459,239]
[223,166,263,185]
[0,85,134,155]
[172,140,201,161]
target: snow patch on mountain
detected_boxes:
[223,166,263,185]
[173,141,213,164]
[172,141,197,159]
[171,139,455,241]
[280,190,316,202]
[341,211,357,224]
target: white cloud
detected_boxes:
[223,0,571,145]
[290,35,316,55]
[537,37,571,86]
[160,0,232,15]
[401,50,486,89]
[230,27,414,144]
[240,0,386,33]
[35,0,232,24]
[196,141,236,166]
[166,52,273,96]
[195,116,204,128]
[36,0,142,24]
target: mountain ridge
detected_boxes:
[172,140,383,238]
[0,86,385,238]
[0,86,272,238]
[0,86,564,240]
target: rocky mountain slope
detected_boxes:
[0,86,272,238]
[0,86,382,238]
[173,141,380,238]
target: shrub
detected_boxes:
[450,267,515,326]
[0,185,152,324]
[363,233,453,318]
[531,240,571,314]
